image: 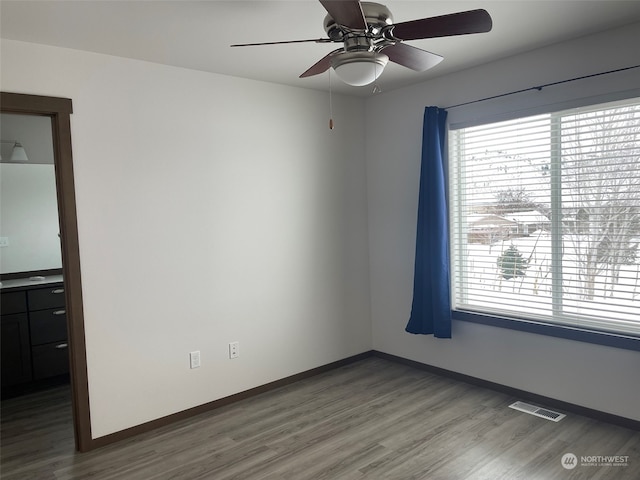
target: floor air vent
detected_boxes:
[508,401,566,422]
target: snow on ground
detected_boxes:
[458,232,640,331]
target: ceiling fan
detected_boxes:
[231,0,493,87]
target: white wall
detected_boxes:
[1,40,372,438]
[366,22,640,421]
[2,19,638,440]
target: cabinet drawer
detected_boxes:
[29,308,67,345]
[27,286,65,311]
[31,342,70,380]
[0,291,28,315]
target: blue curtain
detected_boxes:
[405,107,451,338]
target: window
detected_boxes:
[449,97,640,341]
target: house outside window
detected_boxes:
[449,97,640,340]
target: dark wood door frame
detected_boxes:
[1,92,92,451]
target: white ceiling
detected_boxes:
[2,0,640,97]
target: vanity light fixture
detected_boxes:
[0,140,29,162]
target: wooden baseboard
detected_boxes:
[87,351,374,450]
[86,347,637,451]
[372,350,640,431]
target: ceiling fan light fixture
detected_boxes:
[331,51,389,86]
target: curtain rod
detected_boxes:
[445,65,640,109]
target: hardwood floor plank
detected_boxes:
[2,357,639,479]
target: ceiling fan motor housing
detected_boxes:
[324,2,394,51]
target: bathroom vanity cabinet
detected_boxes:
[1,277,68,390]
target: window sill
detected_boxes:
[452,310,640,352]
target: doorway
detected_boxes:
[0,92,91,451]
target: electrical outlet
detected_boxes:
[189,351,201,369]
[228,342,239,359]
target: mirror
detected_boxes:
[0,113,62,275]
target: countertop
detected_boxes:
[0,275,64,291]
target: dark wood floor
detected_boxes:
[1,357,639,479]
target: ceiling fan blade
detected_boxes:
[383,43,443,72]
[391,9,492,41]
[231,38,331,47]
[319,0,367,30]
[300,49,342,78]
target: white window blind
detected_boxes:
[449,97,640,336]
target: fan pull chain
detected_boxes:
[373,59,382,94]
[329,67,334,130]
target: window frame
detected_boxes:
[453,310,640,351]
[448,98,640,352]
